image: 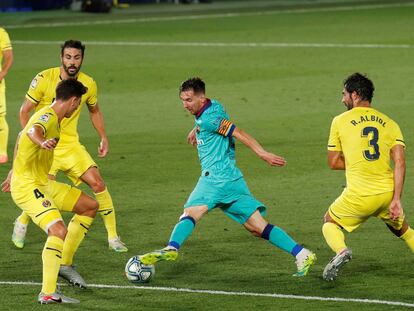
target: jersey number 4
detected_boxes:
[34,188,45,199]
[362,126,380,161]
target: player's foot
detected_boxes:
[293,248,317,277]
[323,248,352,281]
[38,291,80,304]
[108,236,128,252]
[12,219,27,249]
[0,154,8,164]
[140,246,178,265]
[58,265,87,289]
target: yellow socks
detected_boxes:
[17,212,31,226]
[0,115,9,157]
[400,227,414,252]
[41,236,63,294]
[61,215,93,266]
[95,188,118,240]
[322,222,347,254]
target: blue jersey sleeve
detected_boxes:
[202,107,236,137]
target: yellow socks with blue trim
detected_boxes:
[400,227,414,252]
[94,188,118,240]
[61,215,93,266]
[41,236,63,294]
[0,115,8,160]
[322,222,347,254]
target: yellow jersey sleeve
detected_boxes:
[26,72,49,106]
[390,121,405,149]
[327,117,342,152]
[0,28,12,51]
[86,78,98,107]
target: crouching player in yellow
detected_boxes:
[2,80,97,304]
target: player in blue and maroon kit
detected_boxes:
[140,77,316,277]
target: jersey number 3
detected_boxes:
[362,126,380,161]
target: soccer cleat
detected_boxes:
[108,236,128,252]
[293,248,317,277]
[12,219,27,249]
[58,265,87,289]
[323,248,352,281]
[0,155,8,164]
[38,291,80,304]
[140,246,178,265]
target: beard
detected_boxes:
[63,64,81,77]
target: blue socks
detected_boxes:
[168,216,196,250]
[261,224,303,256]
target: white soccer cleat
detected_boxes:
[323,248,352,281]
[59,265,87,289]
[12,219,27,249]
[293,248,317,277]
[108,236,128,253]
[38,291,80,304]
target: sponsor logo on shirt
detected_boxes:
[30,77,38,89]
[39,114,50,123]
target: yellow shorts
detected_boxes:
[50,143,97,186]
[11,181,81,232]
[328,190,405,232]
[0,80,6,116]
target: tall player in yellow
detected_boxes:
[2,79,97,303]
[0,27,13,164]
[12,40,127,252]
[322,73,414,281]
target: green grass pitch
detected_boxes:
[0,0,414,309]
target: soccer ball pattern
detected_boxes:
[125,256,155,283]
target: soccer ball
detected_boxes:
[125,256,155,283]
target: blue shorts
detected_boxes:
[184,176,266,224]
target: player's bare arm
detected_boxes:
[389,144,405,220]
[232,127,286,167]
[88,103,109,157]
[19,99,36,128]
[0,49,13,82]
[27,125,57,150]
[187,127,197,146]
[327,150,345,170]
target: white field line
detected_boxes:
[12,40,414,49]
[4,2,414,29]
[0,280,413,308]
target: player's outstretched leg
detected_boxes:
[323,248,352,281]
[12,213,30,249]
[140,215,197,265]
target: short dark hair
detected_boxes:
[179,77,205,94]
[56,79,87,101]
[343,73,375,102]
[61,40,85,57]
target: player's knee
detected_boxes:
[85,198,99,217]
[48,221,67,239]
[182,206,207,222]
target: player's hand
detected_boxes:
[1,170,12,192]
[98,137,109,158]
[389,199,403,221]
[261,152,286,167]
[40,138,57,150]
[187,128,197,147]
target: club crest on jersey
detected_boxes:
[39,114,50,123]
[30,77,38,89]
[196,126,200,134]
[42,200,51,208]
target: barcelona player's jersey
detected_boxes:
[328,107,405,196]
[194,99,242,181]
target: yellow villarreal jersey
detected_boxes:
[26,67,97,147]
[328,107,405,196]
[12,107,60,186]
[0,27,12,70]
